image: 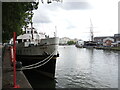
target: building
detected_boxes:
[94,34,120,46]
[59,37,71,45]
[114,34,120,42]
[59,37,80,45]
[114,34,120,46]
[94,36,114,45]
[103,37,114,46]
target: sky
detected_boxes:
[32,0,119,41]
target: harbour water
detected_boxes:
[24,45,118,88]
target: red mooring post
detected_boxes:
[13,32,20,88]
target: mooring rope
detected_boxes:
[22,50,56,68]
[21,50,56,70]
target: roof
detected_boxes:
[17,34,40,40]
[94,36,114,39]
[17,34,32,39]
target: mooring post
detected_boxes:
[13,32,20,88]
[10,46,14,63]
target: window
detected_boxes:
[17,39,22,43]
[27,31,29,34]
[24,39,27,42]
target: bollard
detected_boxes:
[11,61,22,71]
[16,61,22,71]
[13,32,20,88]
[10,46,14,63]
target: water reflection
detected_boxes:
[55,45,118,88]
[23,70,56,88]
[24,45,118,88]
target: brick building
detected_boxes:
[94,34,120,46]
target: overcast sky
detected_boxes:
[32,0,119,41]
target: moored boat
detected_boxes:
[75,40,84,48]
[10,27,59,78]
[83,41,97,48]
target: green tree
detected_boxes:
[2,0,62,43]
[67,41,76,45]
[2,2,39,43]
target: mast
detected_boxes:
[31,22,34,40]
[54,26,57,37]
[31,10,34,40]
[90,19,94,41]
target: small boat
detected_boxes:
[75,40,84,48]
[10,27,59,78]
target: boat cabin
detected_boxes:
[9,27,46,47]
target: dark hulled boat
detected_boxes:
[10,27,59,78]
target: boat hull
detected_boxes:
[16,37,59,78]
[17,55,59,78]
[75,44,83,48]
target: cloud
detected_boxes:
[33,1,93,24]
[42,2,62,11]
[32,0,118,40]
[61,1,93,10]
[45,1,93,10]
[33,13,51,23]
[66,25,76,29]
[33,5,52,23]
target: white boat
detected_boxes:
[10,27,59,78]
[75,40,84,48]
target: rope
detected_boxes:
[22,53,54,70]
[21,50,56,70]
[22,50,56,68]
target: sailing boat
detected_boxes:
[84,19,97,48]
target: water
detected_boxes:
[24,45,118,88]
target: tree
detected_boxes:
[67,41,76,45]
[2,0,62,43]
[2,2,39,43]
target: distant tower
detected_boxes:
[90,19,94,41]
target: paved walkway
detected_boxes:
[2,46,32,89]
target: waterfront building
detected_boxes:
[114,34,120,42]
[114,34,120,46]
[59,37,71,45]
[103,37,114,46]
[94,34,120,47]
[94,36,114,46]
[59,37,80,45]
